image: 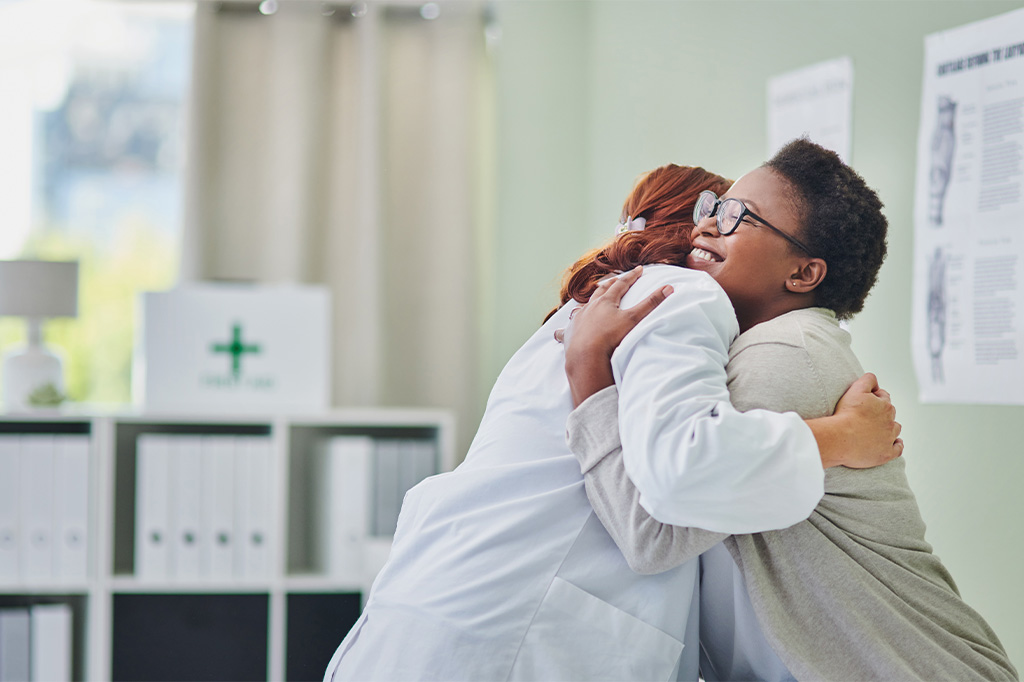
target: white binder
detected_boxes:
[372,439,401,537]
[201,436,236,581]
[134,434,171,581]
[30,603,72,682]
[19,435,54,582]
[170,436,203,581]
[53,436,89,582]
[401,439,437,502]
[0,436,20,582]
[0,608,30,682]
[235,436,272,579]
[315,436,372,581]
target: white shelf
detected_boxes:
[0,409,455,682]
[280,574,367,594]
[0,583,91,594]
[105,578,275,594]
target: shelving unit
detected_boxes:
[0,408,455,682]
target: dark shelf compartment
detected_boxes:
[112,593,269,682]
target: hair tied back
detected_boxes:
[616,215,646,235]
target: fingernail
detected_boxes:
[662,285,673,296]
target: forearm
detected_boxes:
[618,386,824,533]
[565,343,615,408]
[806,415,852,469]
[588,271,824,532]
[567,387,726,574]
[801,372,903,470]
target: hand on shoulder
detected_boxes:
[555,266,674,406]
[811,373,904,469]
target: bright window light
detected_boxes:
[0,0,194,407]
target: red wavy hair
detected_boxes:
[546,164,731,321]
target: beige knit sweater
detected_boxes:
[566,308,1017,681]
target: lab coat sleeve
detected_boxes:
[567,385,726,575]
[609,268,824,534]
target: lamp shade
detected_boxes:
[0,260,79,318]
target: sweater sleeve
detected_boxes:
[725,309,863,420]
[567,386,727,574]
[726,342,834,419]
[609,268,824,533]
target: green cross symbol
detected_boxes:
[211,324,261,379]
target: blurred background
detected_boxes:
[0,0,1020,669]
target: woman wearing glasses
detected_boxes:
[562,139,1017,681]
[324,159,901,682]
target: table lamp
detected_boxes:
[0,260,79,411]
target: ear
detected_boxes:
[785,258,827,294]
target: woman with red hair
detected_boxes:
[548,164,731,321]
[323,163,899,682]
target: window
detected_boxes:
[0,0,193,405]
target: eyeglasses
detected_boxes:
[692,190,814,255]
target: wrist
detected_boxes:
[806,414,850,469]
[565,338,615,369]
[565,345,615,408]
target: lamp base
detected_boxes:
[2,344,65,412]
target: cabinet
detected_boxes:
[0,409,455,681]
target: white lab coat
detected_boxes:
[324,265,823,682]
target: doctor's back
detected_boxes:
[324,266,704,682]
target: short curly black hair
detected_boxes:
[764,138,888,319]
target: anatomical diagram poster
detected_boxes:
[912,7,1024,403]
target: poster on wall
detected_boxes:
[912,8,1024,403]
[767,56,853,162]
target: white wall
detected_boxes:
[491,0,1023,666]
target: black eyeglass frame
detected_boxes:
[693,190,814,256]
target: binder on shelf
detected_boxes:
[201,436,236,581]
[30,603,72,682]
[235,436,272,579]
[0,436,20,582]
[402,439,438,502]
[53,435,89,582]
[170,436,203,581]
[314,436,372,580]
[0,411,452,682]
[19,435,55,582]
[135,434,171,580]
[371,439,401,538]
[0,608,31,682]
[372,438,438,539]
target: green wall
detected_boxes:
[487,1,592,388]
[492,0,1023,667]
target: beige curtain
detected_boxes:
[182,1,488,456]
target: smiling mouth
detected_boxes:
[690,247,722,263]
